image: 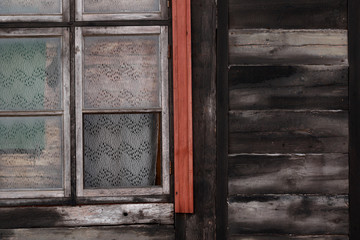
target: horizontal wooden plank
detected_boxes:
[0,225,175,240]
[229,66,348,110]
[228,195,349,235]
[228,154,348,195]
[0,203,173,229]
[229,0,347,29]
[229,235,348,240]
[229,111,348,154]
[0,195,170,207]
[229,30,348,65]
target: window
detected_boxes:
[0,0,170,203]
[0,28,71,199]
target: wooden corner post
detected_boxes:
[172,0,194,213]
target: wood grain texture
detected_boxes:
[229,0,347,29]
[0,203,173,228]
[228,154,348,195]
[175,0,217,238]
[229,65,348,110]
[229,110,348,154]
[228,195,349,235]
[229,30,348,65]
[0,225,175,240]
[229,235,348,240]
[172,0,194,213]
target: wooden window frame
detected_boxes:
[0,27,71,199]
[75,26,170,198]
[0,0,69,22]
[75,0,168,21]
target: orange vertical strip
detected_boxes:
[172,0,194,213]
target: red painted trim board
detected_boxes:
[172,0,194,213]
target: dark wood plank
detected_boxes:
[175,0,217,238]
[229,30,348,65]
[0,203,173,228]
[228,154,348,195]
[0,225,175,240]
[216,0,229,237]
[229,235,348,240]
[229,0,347,29]
[229,66,348,110]
[229,111,348,154]
[228,195,349,235]
[348,0,360,239]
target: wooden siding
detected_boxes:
[229,66,348,110]
[228,195,349,235]
[229,235,348,240]
[228,154,348,195]
[0,203,173,228]
[225,0,349,239]
[229,0,347,29]
[229,110,348,154]
[229,30,348,65]
[0,225,175,240]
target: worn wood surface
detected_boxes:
[0,203,173,228]
[229,235,348,240]
[175,0,217,237]
[229,110,348,154]
[229,30,348,65]
[348,0,360,239]
[229,65,348,110]
[228,154,348,195]
[228,195,349,235]
[0,225,175,240]
[172,0,194,214]
[229,0,347,29]
[216,0,229,237]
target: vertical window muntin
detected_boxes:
[75,26,169,197]
[0,28,71,199]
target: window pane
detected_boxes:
[0,116,63,190]
[83,113,159,188]
[83,0,159,14]
[83,35,160,109]
[0,38,62,111]
[0,0,61,15]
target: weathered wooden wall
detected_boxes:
[223,0,349,239]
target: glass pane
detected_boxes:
[0,116,63,190]
[83,113,159,188]
[83,35,160,109]
[83,0,159,14]
[0,0,61,15]
[0,38,62,111]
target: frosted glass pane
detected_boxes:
[83,0,159,14]
[0,0,61,15]
[0,38,62,111]
[83,35,160,109]
[0,116,63,190]
[83,114,159,188]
